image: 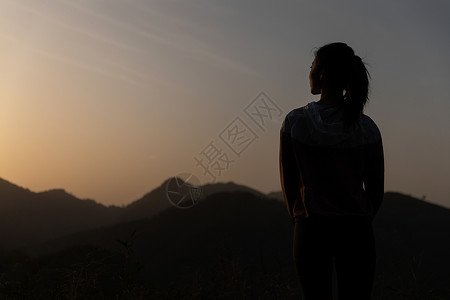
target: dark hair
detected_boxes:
[314,42,370,127]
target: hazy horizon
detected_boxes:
[1,0,449,208]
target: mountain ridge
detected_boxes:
[1,176,449,254]
[1,176,449,298]
[4,189,448,299]
[0,176,280,251]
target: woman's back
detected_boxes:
[280,101,384,219]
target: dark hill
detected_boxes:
[0,178,34,210]
[0,178,121,251]
[200,181,265,199]
[266,190,284,201]
[118,179,267,223]
[22,190,450,299]
[373,192,450,298]
[0,177,275,252]
[1,177,449,298]
[117,179,172,223]
[26,191,297,298]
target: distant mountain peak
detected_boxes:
[38,188,69,195]
[0,177,32,193]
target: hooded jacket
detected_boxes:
[279,101,384,222]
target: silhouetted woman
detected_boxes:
[279,42,384,300]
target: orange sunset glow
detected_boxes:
[1,0,449,209]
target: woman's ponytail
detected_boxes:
[314,42,371,128]
[343,55,370,127]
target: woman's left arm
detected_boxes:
[279,116,301,223]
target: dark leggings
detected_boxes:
[293,215,376,300]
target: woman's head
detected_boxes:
[310,42,370,126]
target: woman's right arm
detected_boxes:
[363,138,385,217]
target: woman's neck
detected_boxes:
[317,89,344,106]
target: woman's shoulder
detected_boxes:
[360,114,382,143]
[281,104,308,133]
[282,103,311,130]
[285,102,314,119]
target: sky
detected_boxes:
[0,0,449,208]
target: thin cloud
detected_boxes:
[60,0,262,77]
[3,0,261,79]
[0,0,147,86]
[0,33,142,86]
[2,0,136,51]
